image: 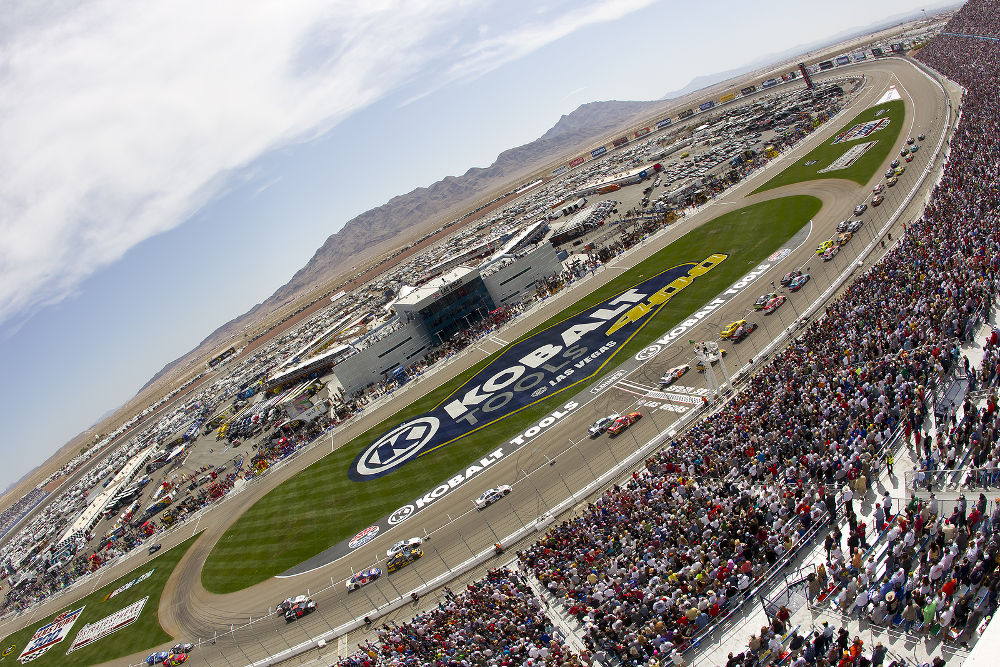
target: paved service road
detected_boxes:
[0,56,960,667]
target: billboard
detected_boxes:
[551,165,568,176]
[819,60,834,70]
[568,156,586,168]
[18,607,86,663]
[719,92,736,104]
[853,52,867,62]
[741,85,756,96]
[634,127,650,138]
[872,47,884,57]
[678,109,694,119]
[590,146,607,158]
[836,55,851,66]
[699,100,715,111]
[67,598,148,653]
[349,254,729,480]
[612,136,629,148]
[655,118,672,129]
[761,78,778,88]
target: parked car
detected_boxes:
[475,486,512,510]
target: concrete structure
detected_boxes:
[480,244,563,306]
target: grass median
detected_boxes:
[753,99,905,193]
[0,535,198,667]
[200,195,822,594]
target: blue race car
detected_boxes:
[788,274,810,291]
[146,652,170,665]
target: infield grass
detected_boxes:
[201,195,822,593]
[0,535,197,667]
[752,99,905,194]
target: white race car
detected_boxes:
[588,414,620,438]
[386,537,423,557]
[475,485,512,510]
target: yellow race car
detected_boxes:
[816,240,834,255]
[837,232,852,246]
[721,320,746,338]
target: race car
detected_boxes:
[721,320,746,338]
[895,165,905,176]
[823,244,839,261]
[780,270,802,286]
[387,538,423,557]
[853,203,867,216]
[899,147,909,156]
[837,232,852,245]
[917,133,925,141]
[386,547,423,572]
[904,153,914,162]
[815,240,833,256]
[277,595,311,614]
[170,644,194,655]
[872,183,884,195]
[148,543,162,555]
[887,176,899,187]
[607,412,642,436]
[660,365,689,386]
[164,655,188,667]
[347,567,382,592]
[846,219,863,233]
[755,292,779,309]
[907,136,916,144]
[837,219,851,233]
[763,295,786,314]
[285,598,317,622]
[730,321,758,342]
[910,144,919,152]
[872,193,885,206]
[475,485,511,510]
[884,167,895,178]
[788,274,810,291]
[890,158,901,169]
[146,652,170,666]
[588,414,620,437]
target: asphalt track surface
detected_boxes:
[0,57,959,667]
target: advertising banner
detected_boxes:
[836,55,851,66]
[853,52,867,62]
[612,136,629,148]
[890,43,903,53]
[719,92,736,103]
[18,607,85,663]
[872,47,885,57]
[741,86,756,96]
[819,60,834,70]
[655,118,672,129]
[551,165,568,176]
[67,598,148,653]
[590,146,607,158]
[350,254,729,480]
[678,109,694,119]
[699,100,715,111]
[103,569,155,602]
[568,156,586,168]
[634,127,650,138]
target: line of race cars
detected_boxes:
[145,643,194,666]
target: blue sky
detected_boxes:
[0,0,951,492]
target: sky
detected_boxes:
[0,0,952,492]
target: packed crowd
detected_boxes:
[514,6,1000,664]
[335,569,577,667]
[0,489,47,539]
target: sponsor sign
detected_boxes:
[590,370,627,394]
[67,597,148,653]
[351,254,728,480]
[836,55,851,66]
[590,146,607,158]
[678,109,694,119]
[741,86,756,96]
[767,248,792,263]
[568,156,586,168]
[699,100,715,111]
[655,118,672,129]
[719,92,736,104]
[872,47,884,57]
[348,525,380,549]
[761,78,778,88]
[819,141,877,173]
[2,645,15,659]
[890,43,903,53]
[18,607,85,663]
[803,160,818,166]
[104,569,155,602]
[634,127,650,138]
[853,52,867,62]
[612,136,629,148]
[832,118,890,144]
[819,60,834,70]
[551,165,568,176]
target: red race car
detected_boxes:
[607,412,642,436]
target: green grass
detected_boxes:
[0,536,197,667]
[200,195,822,593]
[753,99,905,193]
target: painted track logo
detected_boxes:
[353,417,440,479]
[635,345,662,361]
[348,525,380,549]
[388,504,415,525]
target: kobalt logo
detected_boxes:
[388,505,415,526]
[635,344,662,361]
[354,417,439,478]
